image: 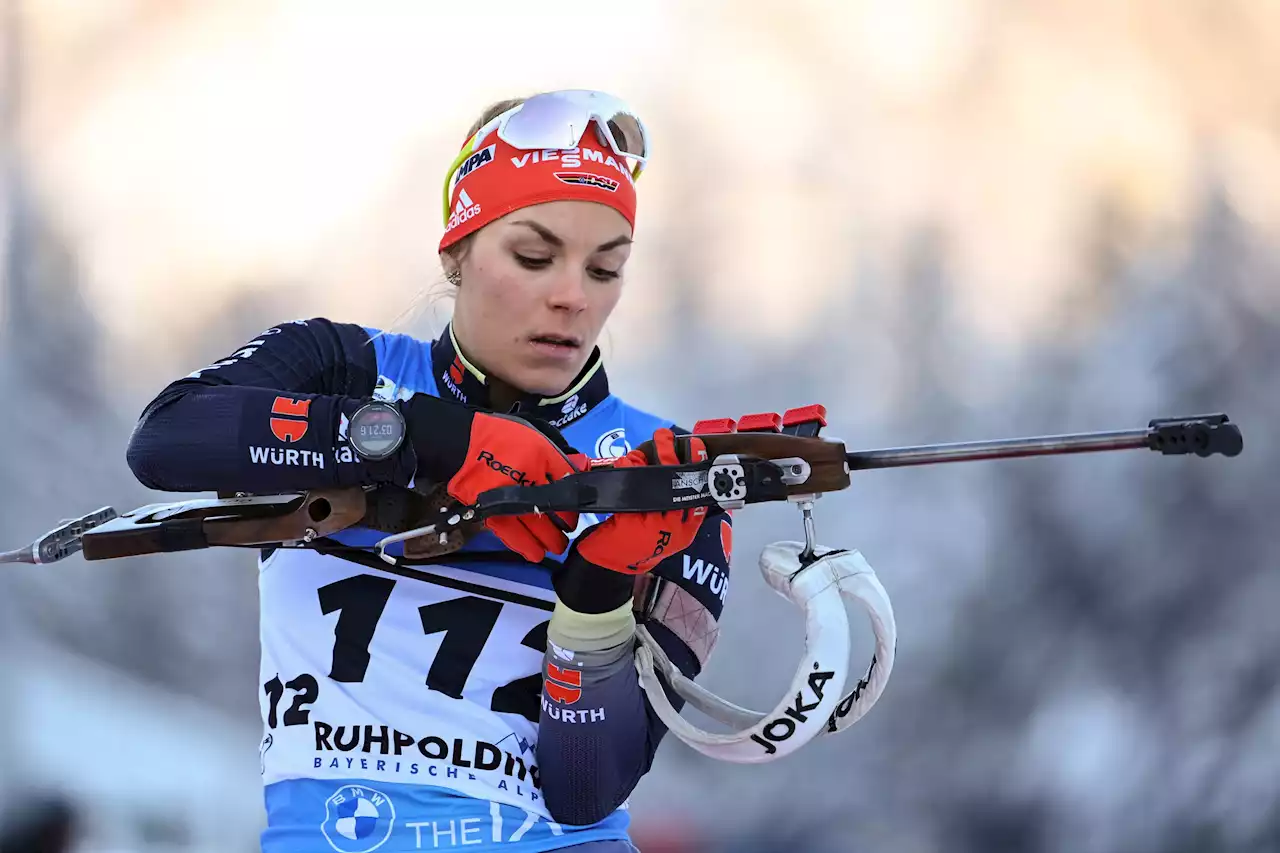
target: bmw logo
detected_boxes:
[320,785,396,852]
[594,427,630,459]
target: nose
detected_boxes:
[546,265,589,314]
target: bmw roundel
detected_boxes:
[321,785,396,852]
[594,427,630,459]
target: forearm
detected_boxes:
[125,317,414,494]
[535,531,713,827]
[535,509,731,826]
[535,631,644,826]
[536,619,698,827]
[125,384,413,493]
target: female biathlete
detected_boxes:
[125,89,733,852]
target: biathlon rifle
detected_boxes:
[0,408,1241,568]
[0,407,1242,763]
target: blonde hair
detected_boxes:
[442,95,535,268]
[465,96,528,142]
[382,96,537,336]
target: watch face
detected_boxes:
[352,404,404,460]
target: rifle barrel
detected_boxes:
[846,428,1150,470]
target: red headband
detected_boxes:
[438,127,638,252]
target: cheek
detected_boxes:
[465,261,534,326]
[589,282,624,324]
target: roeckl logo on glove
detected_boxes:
[476,451,535,487]
[627,530,673,572]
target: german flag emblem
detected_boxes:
[554,172,620,193]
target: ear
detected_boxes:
[439,252,461,286]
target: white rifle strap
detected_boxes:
[810,544,896,735]
[634,542,897,763]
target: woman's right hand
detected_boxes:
[570,428,709,574]
[403,396,579,562]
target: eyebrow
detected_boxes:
[510,219,632,253]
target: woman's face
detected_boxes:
[446,200,632,396]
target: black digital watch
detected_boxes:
[347,401,407,461]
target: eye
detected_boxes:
[588,267,621,282]
[514,253,552,270]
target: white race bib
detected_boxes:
[258,549,559,816]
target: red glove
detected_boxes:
[444,412,580,563]
[573,428,708,574]
[406,397,580,563]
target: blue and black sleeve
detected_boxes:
[125,318,416,493]
[535,508,732,826]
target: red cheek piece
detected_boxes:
[736,412,782,433]
[692,418,737,435]
[694,406,828,437]
[782,405,828,437]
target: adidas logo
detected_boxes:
[446,188,482,231]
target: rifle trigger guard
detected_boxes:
[372,503,477,565]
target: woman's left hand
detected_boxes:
[572,428,708,574]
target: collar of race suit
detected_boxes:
[429,323,611,431]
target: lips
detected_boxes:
[528,334,583,363]
[529,333,582,349]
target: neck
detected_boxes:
[450,322,531,413]
[435,322,611,427]
[485,376,523,413]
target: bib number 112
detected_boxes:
[263,573,549,729]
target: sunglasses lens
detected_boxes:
[604,111,647,159]
[500,94,587,151]
[501,92,648,163]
